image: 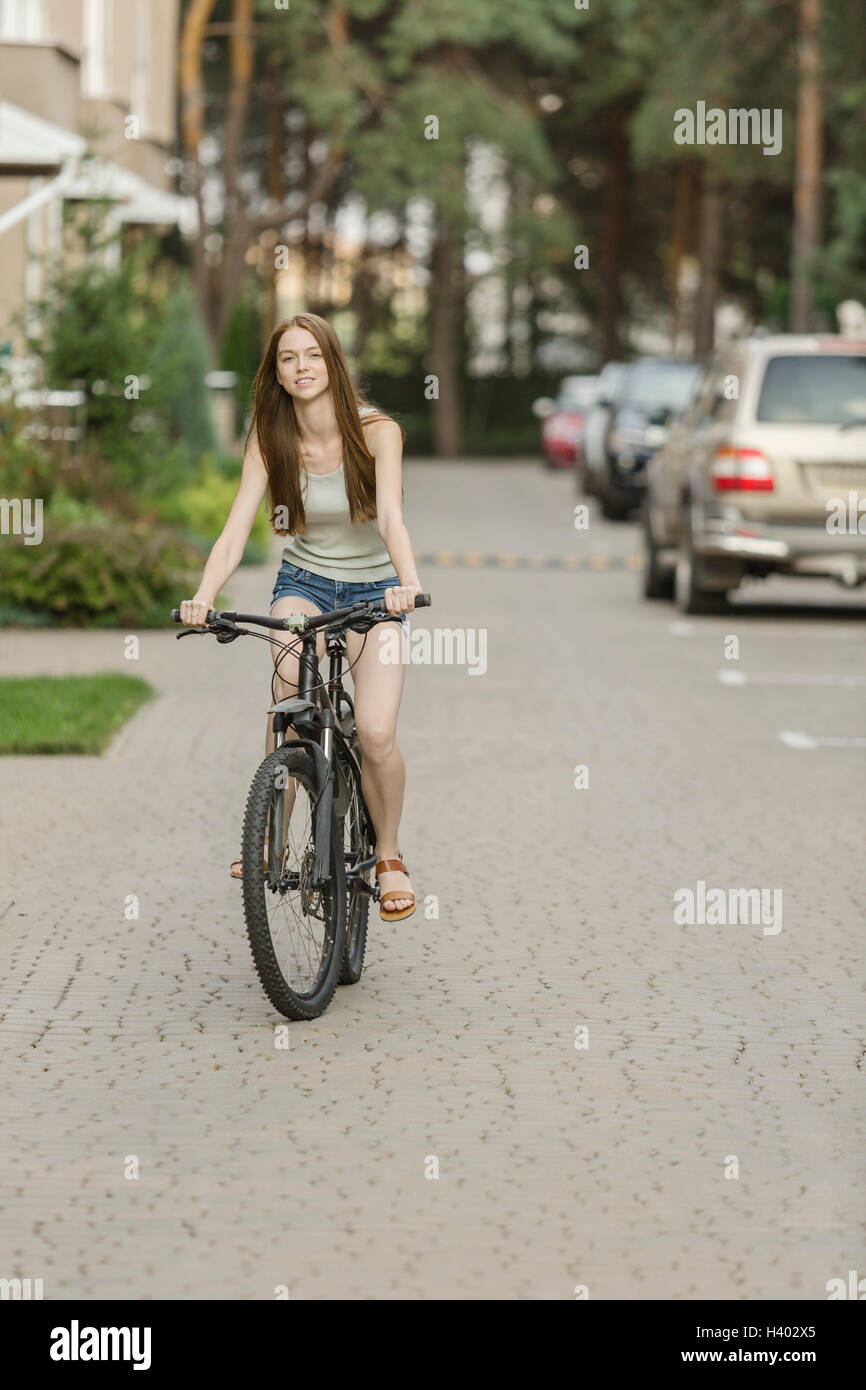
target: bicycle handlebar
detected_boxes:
[170,592,431,633]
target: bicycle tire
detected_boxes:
[338,741,371,985]
[241,745,346,1020]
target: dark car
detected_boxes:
[534,375,599,469]
[581,360,630,497]
[598,358,702,519]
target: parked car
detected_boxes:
[642,334,866,612]
[596,358,702,519]
[581,360,630,497]
[534,375,599,468]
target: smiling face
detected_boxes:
[275,325,330,402]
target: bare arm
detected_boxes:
[366,418,423,615]
[178,436,270,626]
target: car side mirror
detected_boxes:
[648,406,670,426]
[532,397,555,419]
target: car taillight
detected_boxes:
[711,448,774,491]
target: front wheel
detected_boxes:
[241,745,346,1020]
[338,743,372,986]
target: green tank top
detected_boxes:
[281,408,395,581]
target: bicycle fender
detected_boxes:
[277,734,330,800]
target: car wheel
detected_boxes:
[600,478,630,521]
[642,503,675,600]
[674,540,729,614]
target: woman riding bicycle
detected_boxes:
[179,312,423,921]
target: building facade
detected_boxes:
[0,0,190,358]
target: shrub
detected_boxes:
[0,498,204,627]
[152,452,272,564]
[0,391,58,500]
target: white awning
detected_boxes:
[0,99,196,235]
[63,156,197,233]
[0,99,85,169]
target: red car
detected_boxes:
[536,375,599,468]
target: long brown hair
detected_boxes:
[245,313,405,536]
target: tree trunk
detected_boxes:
[430,220,464,457]
[670,160,696,353]
[262,50,284,341]
[600,100,628,364]
[695,166,724,355]
[214,0,255,350]
[791,0,822,332]
[350,253,378,362]
[179,0,218,352]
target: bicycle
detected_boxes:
[170,592,431,1021]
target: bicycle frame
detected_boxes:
[269,623,376,891]
[171,594,429,896]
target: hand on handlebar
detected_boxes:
[178,597,214,627]
[382,584,424,619]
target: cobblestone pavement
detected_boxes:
[1,460,863,1300]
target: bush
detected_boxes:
[153,452,272,564]
[25,212,215,505]
[0,391,58,500]
[0,497,204,627]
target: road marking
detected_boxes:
[780,730,866,750]
[718,670,866,687]
[417,552,643,570]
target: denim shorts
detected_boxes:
[269,559,409,633]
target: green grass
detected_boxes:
[0,673,156,754]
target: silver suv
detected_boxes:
[643,335,866,611]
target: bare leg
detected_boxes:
[346,622,412,913]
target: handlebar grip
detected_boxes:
[171,607,217,624]
[414,593,431,608]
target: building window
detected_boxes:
[82,0,110,98]
[0,0,45,40]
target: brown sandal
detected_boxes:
[230,857,268,879]
[376,858,415,921]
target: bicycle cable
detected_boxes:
[234,624,374,706]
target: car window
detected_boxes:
[557,378,598,410]
[621,363,702,412]
[756,354,866,424]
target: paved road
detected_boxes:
[1,460,863,1299]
